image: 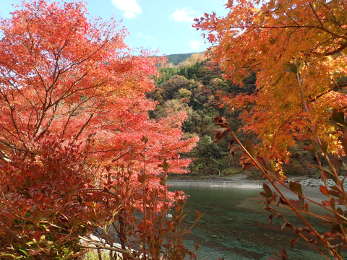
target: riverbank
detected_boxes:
[167,174,333,204]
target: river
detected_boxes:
[168,181,329,260]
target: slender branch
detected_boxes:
[229,130,340,257]
[74,113,94,141]
[309,3,324,28]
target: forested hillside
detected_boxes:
[152,57,326,177]
[150,58,255,176]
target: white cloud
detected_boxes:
[111,0,142,19]
[189,40,204,51]
[170,8,196,23]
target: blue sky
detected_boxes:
[1,0,228,55]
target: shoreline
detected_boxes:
[167,174,329,204]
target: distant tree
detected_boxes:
[177,88,192,100]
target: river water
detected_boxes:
[168,181,329,260]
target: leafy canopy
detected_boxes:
[195,0,347,161]
[0,1,198,258]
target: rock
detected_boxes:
[298,176,347,188]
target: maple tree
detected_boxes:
[195,0,346,162]
[195,0,347,259]
[0,0,197,259]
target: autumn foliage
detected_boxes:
[195,0,346,161]
[0,0,197,259]
[196,0,347,259]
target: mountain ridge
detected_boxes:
[165,52,199,65]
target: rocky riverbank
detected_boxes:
[289,175,347,188]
